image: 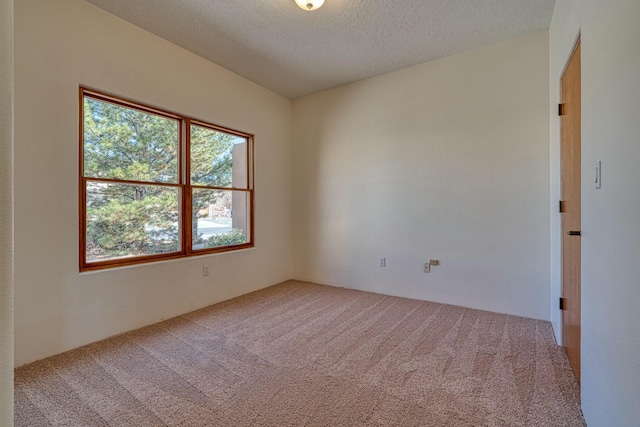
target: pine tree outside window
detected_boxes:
[80,88,254,271]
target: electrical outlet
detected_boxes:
[379,257,386,267]
[203,266,210,276]
[423,262,431,273]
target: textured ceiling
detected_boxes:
[84,0,556,99]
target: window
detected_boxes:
[80,88,254,271]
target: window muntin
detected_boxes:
[80,88,254,271]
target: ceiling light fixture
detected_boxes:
[295,0,325,11]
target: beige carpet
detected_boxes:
[15,280,585,426]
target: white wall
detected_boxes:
[14,0,292,366]
[292,32,550,320]
[550,0,640,425]
[0,0,14,423]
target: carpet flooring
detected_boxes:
[15,280,586,426]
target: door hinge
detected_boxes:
[559,200,566,213]
[559,297,566,310]
[559,103,566,116]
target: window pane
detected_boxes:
[85,181,180,262]
[190,125,247,188]
[192,188,249,249]
[83,96,179,183]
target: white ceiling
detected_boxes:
[84,0,556,99]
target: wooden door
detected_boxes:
[560,40,581,382]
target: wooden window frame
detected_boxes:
[79,87,254,271]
